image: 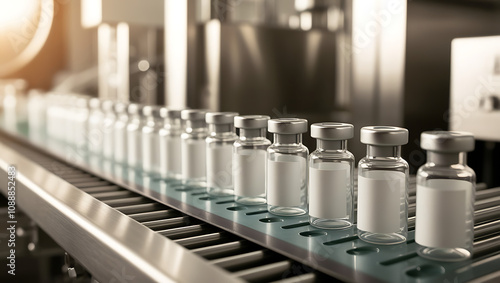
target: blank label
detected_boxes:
[234,149,266,197]
[309,163,349,219]
[182,139,206,179]
[358,171,405,234]
[160,136,182,175]
[267,156,304,207]
[416,179,471,248]
[207,145,233,188]
[142,133,160,173]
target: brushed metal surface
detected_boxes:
[0,141,242,283]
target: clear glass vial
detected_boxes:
[126,103,146,169]
[87,98,105,154]
[357,126,409,245]
[234,115,271,205]
[101,100,116,160]
[309,123,355,229]
[416,131,475,262]
[206,112,239,196]
[142,105,163,176]
[159,108,183,181]
[113,102,129,164]
[267,118,309,216]
[181,109,208,187]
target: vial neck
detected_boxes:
[209,123,234,134]
[427,152,465,166]
[366,145,401,158]
[317,140,346,151]
[240,128,265,139]
[164,117,181,130]
[185,120,206,132]
[274,134,302,145]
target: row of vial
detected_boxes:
[39,94,476,262]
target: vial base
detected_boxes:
[268,205,307,216]
[358,229,406,245]
[236,196,266,206]
[417,247,471,262]
[161,172,182,183]
[207,187,234,197]
[182,178,207,188]
[310,217,352,230]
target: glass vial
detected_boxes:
[267,118,309,216]
[142,106,163,176]
[126,103,146,169]
[206,112,239,196]
[357,126,409,245]
[101,100,116,160]
[309,123,355,229]
[113,102,129,164]
[181,109,208,187]
[159,108,183,181]
[416,131,475,262]
[87,98,105,154]
[234,115,271,205]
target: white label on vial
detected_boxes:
[182,139,206,179]
[234,149,266,197]
[114,125,127,163]
[357,171,405,234]
[162,136,182,175]
[416,179,471,248]
[126,130,137,166]
[142,133,160,173]
[207,144,233,188]
[309,163,349,219]
[267,156,304,207]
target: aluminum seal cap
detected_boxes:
[181,109,207,121]
[311,122,354,140]
[421,131,474,153]
[89,98,101,109]
[360,126,408,146]
[160,108,183,119]
[142,105,162,118]
[127,103,145,115]
[234,115,270,129]
[268,118,308,134]
[114,102,128,113]
[101,100,115,112]
[206,112,239,124]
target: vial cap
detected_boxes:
[101,100,115,112]
[181,109,207,121]
[89,98,101,109]
[421,131,474,153]
[206,112,239,124]
[268,118,308,134]
[142,105,162,118]
[311,122,354,140]
[234,115,270,129]
[127,103,145,115]
[114,102,128,113]
[160,108,183,119]
[76,96,90,108]
[360,126,408,146]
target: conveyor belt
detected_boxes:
[1,126,500,282]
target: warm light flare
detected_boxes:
[0,0,35,29]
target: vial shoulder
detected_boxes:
[310,149,355,162]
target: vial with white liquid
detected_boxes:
[267,118,309,216]
[206,112,239,196]
[357,126,409,245]
[126,103,146,169]
[181,110,208,187]
[159,108,183,180]
[309,123,355,229]
[233,115,271,205]
[142,106,163,176]
[113,102,129,164]
[87,98,105,154]
[101,100,116,160]
[416,131,475,262]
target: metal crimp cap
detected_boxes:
[234,115,270,129]
[206,112,239,124]
[160,108,183,119]
[268,118,308,134]
[127,103,145,115]
[142,105,162,118]
[114,102,128,113]
[420,131,474,153]
[101,100,115,112]
[311,122,354,140]
[360,126,408,146]
[181,109,207,121]
[89,97,101,109]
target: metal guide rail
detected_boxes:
[1,124,500,282]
